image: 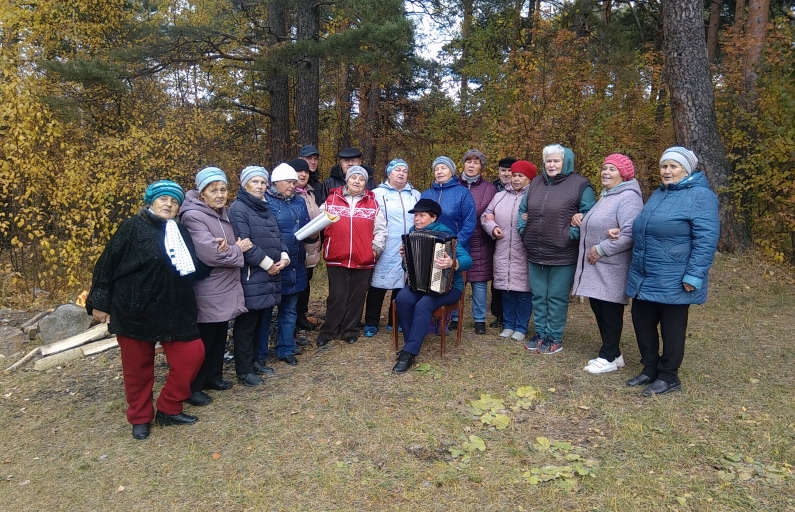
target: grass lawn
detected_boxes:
[1,254,794,511]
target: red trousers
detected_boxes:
[117,335,205,425]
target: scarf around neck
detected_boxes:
[150,209,196,276]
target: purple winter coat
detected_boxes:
[571,179,643,304]
[481,184,531,292]
[180,190,248,323]
[459,175,496,282]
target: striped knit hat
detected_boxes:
[385,158,409,175]
[144,180,185,205]
[240,166,269,188]
[660,147,698,175]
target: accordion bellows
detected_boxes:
[402,231,457,296]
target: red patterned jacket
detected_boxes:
[322,187,386,269]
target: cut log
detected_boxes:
[23,325,38,340]
[39,323,109,356]
[81,337,118,356]
[3,347,42,374]
[34,337,120,370]
[20,310,51,329]
[33,347,83,371]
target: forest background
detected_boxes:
[1,0,794,304]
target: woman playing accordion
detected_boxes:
[393,199,473,373]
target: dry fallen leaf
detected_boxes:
[212,452,221,460]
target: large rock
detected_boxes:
[0,326,27,357]
[37,304,93,345]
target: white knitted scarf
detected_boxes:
[163,218,196,276]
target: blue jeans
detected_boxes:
[501,290,533,334]
[451,281,487,323]
[395,286,462,356]
[256,306,275,361]
[274,293,299,359]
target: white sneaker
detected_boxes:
[510,331,526,341]
[498,329,515,338]
[588,354,625,368]
[584,357,619,374]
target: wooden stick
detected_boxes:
[20,310,52,329]
[81,337,118,356]
[3,347,42,374]
[34,337,120,371]
[39,324,109,356]
[33,347,83,371]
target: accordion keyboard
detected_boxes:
[429,242,447,293]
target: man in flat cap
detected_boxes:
[299,145,322,189]
[317,148,377,205]
[493,157,517,193]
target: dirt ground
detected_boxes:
[1,254,794,511]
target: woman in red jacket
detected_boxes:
[316,166,387,347]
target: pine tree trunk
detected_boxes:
[706,0,722,62]
[460,0,473,114]
[742,0,769,101]
[296,0,320,148]
[359,81,380,166]
[267,0,289,167]
[734,0,747,27]
[662,0,751,252]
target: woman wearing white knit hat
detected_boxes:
[624,146,720,396]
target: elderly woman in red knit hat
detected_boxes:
[571,154,644,374]
[481,160,538,341]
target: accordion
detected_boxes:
[402,231,457,296]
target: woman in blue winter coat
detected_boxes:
[623,147,720,396]
[228,166,288,387]
[363,159,421,337]
[420,156,477,252]
[261,163,311,366]
[421,156,477,331]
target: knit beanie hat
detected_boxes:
[345,165,369,181]
[603,154,635,181]
[511,160,538,181]
[385,158,409,175]
[432,156,457,176]
[660,146,698,175]
[271,163,298,182]
[195,167,227,194]
[240,166,269,188]
[144,180,185,205]
[462,149,486,167]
